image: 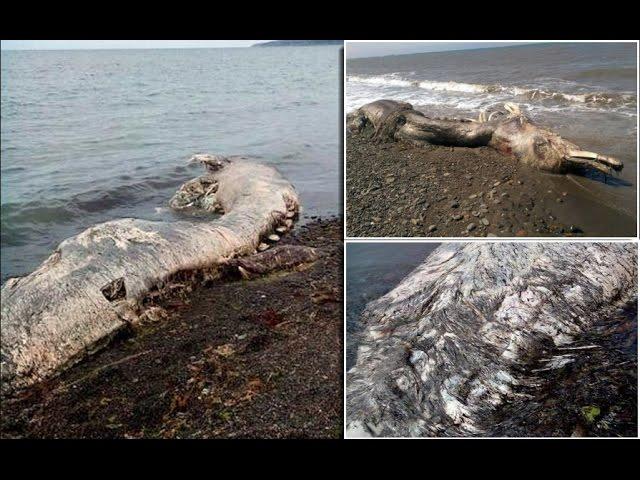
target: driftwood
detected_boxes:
[347,100,623,175]
[346,243,637,437]
[0,155,300,395]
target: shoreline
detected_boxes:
[346,131,636,238]
[1,217,343,439]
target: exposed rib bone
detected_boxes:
[503,102,521,115]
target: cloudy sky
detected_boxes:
[0,40,267,50]
[346,42,541,59]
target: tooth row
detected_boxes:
[256,207,298,253]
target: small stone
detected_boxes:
[428,225,437,233]
[569,225,583,234]
[267,234,280,242]
[450,201,460,208]
[468,194,477,200]
[466,223,476,232]
[481,218,490,226]
[258,242,269,251]
[275,226,287,233]
[452,214,463,221]
[286,211,295,219]
[372,216,381,223]
[493,181,501,187]
[411,218,421,226]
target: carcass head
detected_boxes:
[489,103,623,175]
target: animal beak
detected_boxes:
[567,149,624,173]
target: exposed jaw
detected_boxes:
[565,149,624,175]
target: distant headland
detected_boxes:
[253,40,343,47]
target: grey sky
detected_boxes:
[0,40,269,51]
[346,42,541,59]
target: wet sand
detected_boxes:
[0,218,343,439]
[346,131,636,238]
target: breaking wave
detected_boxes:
[346,75,637,108]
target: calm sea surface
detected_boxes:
[347,42,637,228]
[1,46,342,282]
